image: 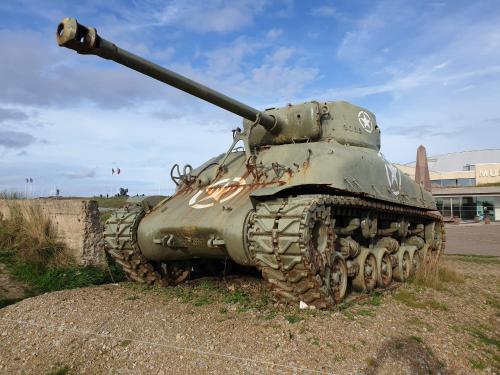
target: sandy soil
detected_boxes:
[0,256,498,375]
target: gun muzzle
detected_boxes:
[56,18,117,59]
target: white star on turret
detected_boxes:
[358,111,373,133]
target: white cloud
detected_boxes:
[267,47,295,65]
[266,28,283,40]
[310,5,336,17]
[129,0,268,33]
[324,0,500,163]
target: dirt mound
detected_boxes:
[0,256,498,374]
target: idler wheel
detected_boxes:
[353,248,378,292]
[371,247,393,288]
[324,253,348,303]
[393,246,411,282]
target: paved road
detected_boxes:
[444,222,500,256]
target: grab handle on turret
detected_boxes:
[56,18,282,133]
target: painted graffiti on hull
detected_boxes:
[385,163,402,196]
[188,177,246,209]
[378,152,402,196]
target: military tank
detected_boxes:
[56,18,444,308]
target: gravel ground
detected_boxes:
[0,256,499,375]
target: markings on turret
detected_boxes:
[378,152,402,196]
[358,111,373,133]
[188,177,246,209]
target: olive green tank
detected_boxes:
[57,18,445,308]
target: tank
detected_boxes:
[56,18,445,308]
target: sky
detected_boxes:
[1,0,499,197]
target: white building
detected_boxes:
[396,149,500,221]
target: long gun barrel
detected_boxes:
[56,18,281,132]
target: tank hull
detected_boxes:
[136,140,435,264]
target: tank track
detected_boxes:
[247,194,445,309]
[103,205,164,285]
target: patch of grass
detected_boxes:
[174,288,195,304]
[125,295,139,301]
[493,354,500,365]
[447,254,500,265]
[224,290,250,305]
[0,202,69,266]
[0,249,16,265]
[411,262,464,291]
[262,310,277,320]
[410,335,423,343]
[0,251,123,300]
[470,359,486,370]
[284,314,304,324]
[333,354,345,362]
[437,266,464,283]
[308,337,320,346]
[168,281,271,312]
[0,297,24,309]
[198,279,218,290]
[367,293,382,306]
[120,340,131,347]
[92,196,128,209]
[10,262,121,294]
[426,299,448,311]
[393,289,421,308]
[407,316,434,332]
[356,309,375,317]
[193,295,213,306]
[219,307,228,314]
[393,289,448,311]
[486,298,500,310]
[470,328,500,348]
[342,310,355,321]
[0,201,124,302]
[46,365,70,375]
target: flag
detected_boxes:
[117,168,121,175]
[26,178,29,183]
[29,178,33,183]
[112,168,115,175]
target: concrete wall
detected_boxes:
[0,198,106,267]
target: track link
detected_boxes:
[103,204,163,285]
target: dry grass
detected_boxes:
[410,259,464,290]
[0,201,71,267]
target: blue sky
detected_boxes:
[1,0,499,196]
